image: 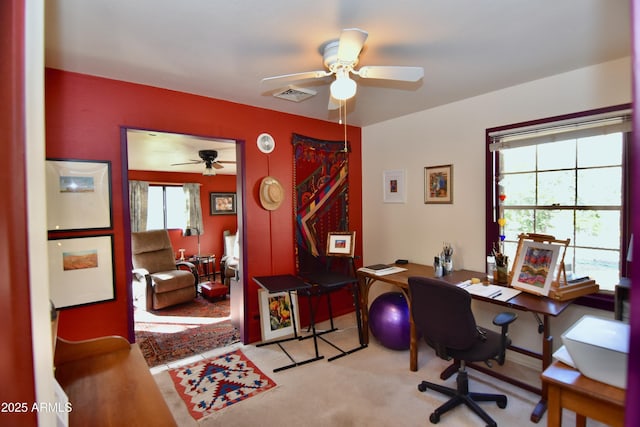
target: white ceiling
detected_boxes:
[126,129,237,174]
[45,0,631,172]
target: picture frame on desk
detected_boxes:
[510,240,561,297]
[258,289,300,341]
[326,231,356,257]
[424,164,453,204]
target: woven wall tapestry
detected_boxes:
[292,133,349,273]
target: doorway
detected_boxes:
[123,127,246,360]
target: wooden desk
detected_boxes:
[541,361,625,427]
[54,336,176,427]
[357,262,574,422]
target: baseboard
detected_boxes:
[506,350,542,371]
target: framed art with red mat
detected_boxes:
[292,133,350,274]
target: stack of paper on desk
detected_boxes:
[358,265,407,276]
[456,281,521,302]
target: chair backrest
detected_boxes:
[131,229,177,274]
[222,230,239,259]
[408,276,479,354]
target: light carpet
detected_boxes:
[153,313,609,427]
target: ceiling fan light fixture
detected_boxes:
[203,163,216,176]
[330,69,357,100]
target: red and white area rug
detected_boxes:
[169,349,276,420]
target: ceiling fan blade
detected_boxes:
[261,70,331,86]
[356,65,424,82]
[337,28,368,63]
[170,160,202,166]
[212,160,236,169]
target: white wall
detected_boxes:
[361,57,631,366]
[26,0,59,425]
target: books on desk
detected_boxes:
[456,280,522,302]
[358,264,407,276]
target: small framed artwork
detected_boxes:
[46,159,112,231]
[48,235,115,309]
[258,289,300,341]
[210,192,236,215]
[425,164,453,204]
[326,231,356,257]
[383,169,406,203]
[510,240,562,296]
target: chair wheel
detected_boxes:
[496,396,507,409]
[429,412,440,424]
[418,382,428,392]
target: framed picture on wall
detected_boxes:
[424,164,453,204]
[383,169,406,203]
[46,159,112,231]
[210,192,236,215]
[48,234,115,309]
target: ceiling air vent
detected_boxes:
[273,86,317,102]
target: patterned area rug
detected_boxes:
[169,349,276,420]
[135,295,240,367]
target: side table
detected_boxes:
[541,360,625,427]
[253,274,324,372]
[188,255,216,282]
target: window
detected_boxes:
[147,185,186,230]
[486,105,632,293]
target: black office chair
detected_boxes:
[408,276,517,427]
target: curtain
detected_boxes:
[183,183,204,235]
[129,180,148,232]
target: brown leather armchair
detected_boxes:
[131,229,198,310]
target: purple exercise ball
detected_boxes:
[369,292,410,350]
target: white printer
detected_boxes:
[560,315,629,389]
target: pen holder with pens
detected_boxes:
[494,255,509,285]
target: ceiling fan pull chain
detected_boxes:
[343,100,348,153]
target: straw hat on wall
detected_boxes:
[259,176,284,211]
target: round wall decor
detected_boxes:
[257,133,275,154]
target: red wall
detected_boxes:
[128,170,237,270]
[46,69,362,344]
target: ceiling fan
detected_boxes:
[171,150,234,176]
[261,28,424,109]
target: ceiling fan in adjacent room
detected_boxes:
[261,28,424,109]
[171,150,235,176]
